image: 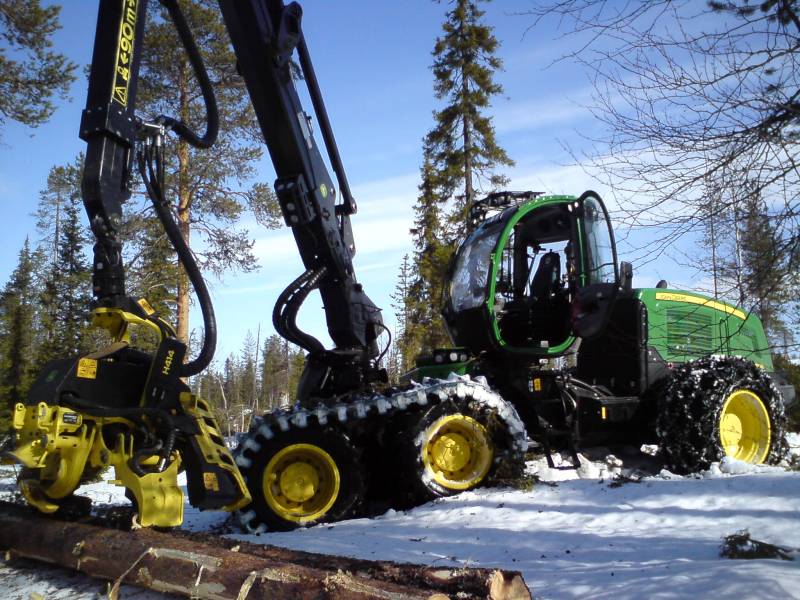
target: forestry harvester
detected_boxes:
[406,191,794,476]
[2,0,793,537]
[1,0,526,532]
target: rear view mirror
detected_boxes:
[619,261,633,294]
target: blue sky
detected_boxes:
[0,0,687,361]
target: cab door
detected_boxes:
[572,191,620,339]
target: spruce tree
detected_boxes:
[260,335,289,410]
[390,253,414,374]
[34,158,91,366]
[405,156,457,357]
[0,240,38,423]
[222,354,243,433]
[426,0,513,229]
[135,0,279,347]
[735,193,792,341]
[406,0,513,358]
[239,330,258,420]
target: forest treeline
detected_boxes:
[1,0,799,436]
[0,156,305,435]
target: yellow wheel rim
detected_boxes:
[421,414,493,491]
[719,389,771,464]
[263,443,340,524]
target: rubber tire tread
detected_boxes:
[240,425,364,531]
[394,394,525,507]
[656,356,788,474]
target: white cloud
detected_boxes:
[505,162,612,200]
[216,280,286,296]
[494,96,594,134]
[351,172,419,219]
[247,170,420,269]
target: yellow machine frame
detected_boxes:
[5,305,250,527]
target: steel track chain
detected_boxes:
[233,374,528,532]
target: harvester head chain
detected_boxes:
[233,373,528,532]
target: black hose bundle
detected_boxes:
[138,140,216,377]
[135,0,221,376]
[60,393,177,474]
[156,0,218,149]
[273,267,326,355]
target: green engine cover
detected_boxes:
[637,288,773,370]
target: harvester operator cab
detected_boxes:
[443,191,620,360]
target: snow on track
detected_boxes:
[2,437,799,599]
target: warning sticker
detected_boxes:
[203,472,220,492]
[137,298,156,315]
[76,358,98,380]
[113,85,128,106]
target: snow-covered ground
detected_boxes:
[2,434,799,600]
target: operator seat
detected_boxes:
[528,251,570,346]
[530,251,561,303]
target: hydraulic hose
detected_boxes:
[62,393,178,475]
[157,0,218,149]
[61,392,175,425]
[125,0,220,376]
[138,141,217,377]
[273,267,326,354]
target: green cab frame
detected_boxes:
[442,191,620,360]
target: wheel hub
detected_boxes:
[431,432,471,472]
[279,461,320,503]
[720,412,743,445]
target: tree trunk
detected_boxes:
[461,63,473,216]
[176,56,192,347]
[0,501,531,600]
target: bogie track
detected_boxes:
[234,376,528,532]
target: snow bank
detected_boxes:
[787,432,800,458]
[2,439,800,599]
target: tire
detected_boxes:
[237,425,364,532]
[656,356,788,474]
[394,392,525,506]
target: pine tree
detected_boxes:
[0,240,38,425]
[0,1,77,137]
[426,0,513,230]
[194,366,231,436]
[135,0,279,347]
[287,347,306,403]
[123,212,181,324]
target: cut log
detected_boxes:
[0,501,530,600]
[172,529,530,598]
